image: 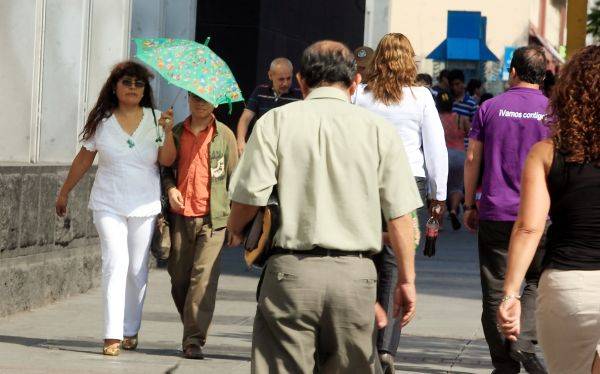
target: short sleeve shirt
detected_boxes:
[452,93,478,119]
[83,107,164,217]
[245,84,303,119]
[229,87,423,252]
[469,87,550,220]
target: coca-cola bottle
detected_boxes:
[423,210,440,257]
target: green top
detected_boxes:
[162,120,238,229]
[228,86,423,252]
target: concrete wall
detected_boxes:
[0,0,196,317]
[364,0,391,49]
[0,0,132,164]
[0,0,133,316]
[389,0,531,78]
[0,165,100,317]
[0,1,39,163]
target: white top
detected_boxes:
[82,107,165,217]
[353,84,448,200]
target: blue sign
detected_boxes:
[501,46,516,81]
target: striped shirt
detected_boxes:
[453,93,478,150]
[452,93,478,119]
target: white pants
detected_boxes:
[93,211,156,340]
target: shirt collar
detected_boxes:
[507,86,543,94]
[183,114,217,134]
[271,86,296,98]
[305,86,350,102]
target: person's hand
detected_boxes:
[159,108,174,134]
[237,139,246,156]
[374,302,388,329]
[55,193,68,217]
[394,281,416,327]
[497,297,521,342]
[226,230,244,247]
[429,200,445,221]
[463,208,479,232]
[167,188,184,211]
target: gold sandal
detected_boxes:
[103,342,121,356]
[122,334,138,350]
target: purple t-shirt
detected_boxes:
[469,87,550,221]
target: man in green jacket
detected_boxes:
[161,92,238,359]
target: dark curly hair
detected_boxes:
[81,61,156,141]
[548,45,600,165]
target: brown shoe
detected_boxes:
[122,334,138,350]
[103,342,121,356]
[183,344,204,360]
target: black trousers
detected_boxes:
[374,177,427,354]
[478,220,545,373]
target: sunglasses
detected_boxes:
[120,78,145,88]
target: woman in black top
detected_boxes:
[498,45,600,374]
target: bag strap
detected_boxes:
[150,108,163,143]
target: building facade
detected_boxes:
[365,0,567,89]
[0,0,196,316]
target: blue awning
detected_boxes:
[427,11,499,62]
[427,38,498,62]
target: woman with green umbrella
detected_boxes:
[55,61,176,356]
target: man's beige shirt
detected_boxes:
[229,86,423,252]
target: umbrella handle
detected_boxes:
[169,88,184,109]
[227,97,233,115]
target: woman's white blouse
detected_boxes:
[353,84,448,201]
[83,107,165,217]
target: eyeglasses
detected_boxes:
[120,78,145,88]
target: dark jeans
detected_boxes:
[478,220,545,373]
[375,177,427,354]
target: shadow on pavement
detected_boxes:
[0,334,250,362]
[395,335,492,372]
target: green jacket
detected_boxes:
[161,119,238,229]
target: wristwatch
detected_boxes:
[463,204,477,211]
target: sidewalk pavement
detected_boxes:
[0,227,500,373]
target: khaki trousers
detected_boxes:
[167,214,225,348]
[251,253,382,374]
[536,269,600,374]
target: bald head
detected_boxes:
[268,57,293,95]
[270,57,293,71]
[299,40,357,89]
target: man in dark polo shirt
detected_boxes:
[235,57,303,155]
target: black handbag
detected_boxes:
[149,107,171,261]
[150,194,171,260]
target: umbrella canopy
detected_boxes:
[133,37,243,108]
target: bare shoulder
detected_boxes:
[528,139,555,172]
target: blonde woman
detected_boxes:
[353,33,448,372]
[56,61,176,356]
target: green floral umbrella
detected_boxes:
[133,37,243,110]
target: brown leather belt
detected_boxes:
[271,247,372,258]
